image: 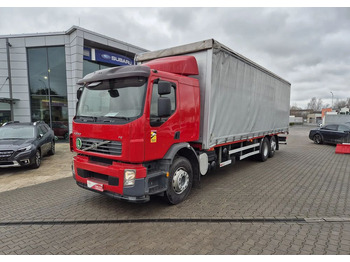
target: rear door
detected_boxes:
[337,125,350,143]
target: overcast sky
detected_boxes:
[0,6,349,108]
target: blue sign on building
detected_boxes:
[83,47,134,66]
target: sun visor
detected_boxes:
[77,65,151,85]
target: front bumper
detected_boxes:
[0,150,35,168]
[73,155,167,203]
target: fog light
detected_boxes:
[124,169,136,187]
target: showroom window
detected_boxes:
[83,59,113,76]
[27,46,69,139]
[0,103,11,125]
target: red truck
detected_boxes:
[71,39,291,204]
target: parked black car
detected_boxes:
[0,121,55,168]
[309,123,350,145]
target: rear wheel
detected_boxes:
[258,138,269,162]
[313,134,323,144]
[268,136,277,158]
[165,157,193,205]
[32,150,41,169]
[48,140,55,155]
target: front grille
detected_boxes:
[77,168,119,186]
[0,150,14,161]
[79,138,122,156]
[0,161,14,166]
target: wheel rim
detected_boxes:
[36,151,41,166]
[172,167,190,195]
[263,142,268,157]
[271,139,276,153]
[314,135,320,144]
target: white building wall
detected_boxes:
[324,114,350,125]
[0,37,31,122]
[67,29,84,133]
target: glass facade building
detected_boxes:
[28,46,68,132]
[0,26,147,139]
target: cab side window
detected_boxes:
[150,82,176,127]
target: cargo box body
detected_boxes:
[137,39,291,150]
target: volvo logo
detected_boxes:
[76,138,82,150]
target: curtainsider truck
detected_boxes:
[71,39,291,204]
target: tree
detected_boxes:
[334,98,350,110]
[290,103,302,110]
[307,97,324,111]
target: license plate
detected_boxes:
[87,180,104,192]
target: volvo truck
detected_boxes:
[71,39,291,204]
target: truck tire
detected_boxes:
[258,138,269,162]
[268,136,276,158]
[165,157,193,205]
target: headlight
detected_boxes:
[17,145,33,153]
[124,169,136,187]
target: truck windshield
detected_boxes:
[76,78,147,121]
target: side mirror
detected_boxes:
[77,87,83,100]
[158,81,172,95]
[108,89,119,98]
[38,133,43,139]
[158,97,171,117]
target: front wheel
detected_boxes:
[313,134,323,144]
[165,157,193,205]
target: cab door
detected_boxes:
[144,77,180,161]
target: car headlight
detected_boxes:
[124,169,136,187]
[17,145,33,153]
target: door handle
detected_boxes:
[174,131,180,140]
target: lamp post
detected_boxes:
[330,91,334,110]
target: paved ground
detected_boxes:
[0,125,350,254]
[0,143,73,193]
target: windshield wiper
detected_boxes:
[101,116,131,122]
